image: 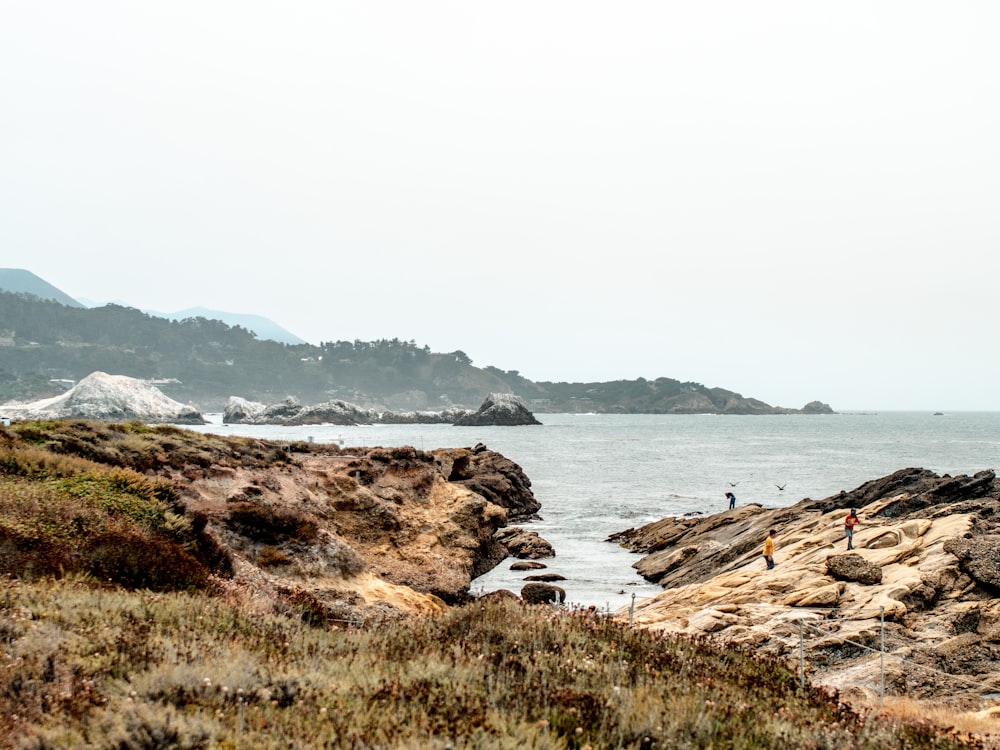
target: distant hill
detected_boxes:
[0,271,834,415]
[0,270,302,345]
[150,306,307,345]
[0,268,84,308]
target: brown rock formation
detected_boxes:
[611,468,1000,708]
[826,553,883,585]
[171,442,540,624]
[521,582,566,604]
[495,527,555,559]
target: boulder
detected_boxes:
[942,536,1000,590]
[452,392,542,426]
[495,527,554,559]
[510,561,547,571]
[0,371,204,424]
[826,553,883,585]
[478,588,520,603]
[521,582,565,604]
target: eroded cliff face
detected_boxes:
[172,443,539,624]
[610,468,1000,708]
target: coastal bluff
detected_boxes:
[0,419,546,625]
[610,468,1000,708]
[179,441,542,622]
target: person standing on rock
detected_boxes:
[726,491,736,510]
[762,529,775,570]
[844,508,860,550]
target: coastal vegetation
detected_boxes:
[1,581,981,749]
[0,419,985,747]
[0,290,825,414]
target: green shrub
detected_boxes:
[225,503,319,544]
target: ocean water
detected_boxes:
[185,411,1000,612]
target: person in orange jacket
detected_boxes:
[762,529,775,569]
[844,508,860,550]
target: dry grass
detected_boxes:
[875,697,1000,747]
[0,578,983,750]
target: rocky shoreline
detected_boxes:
[0,372,544,427]
[609,467,1000,711]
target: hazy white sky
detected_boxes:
[3,2,998,411]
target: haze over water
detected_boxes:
[189,411,1000,611]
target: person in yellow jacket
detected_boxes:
[762,529,776,570]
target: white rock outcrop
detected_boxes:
[452,392,542,426]
[0,371,204,424]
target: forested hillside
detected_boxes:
[0,291,825,414]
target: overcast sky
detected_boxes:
[3,2,998,411]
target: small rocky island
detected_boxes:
[453,392,541,426]
[224,391,542,427]
[0,371,205,424]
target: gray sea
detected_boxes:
[186,411,1000,612]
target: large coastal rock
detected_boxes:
[0,371,204,424]
[610,467,1000,707]
[453,392,542,426]
[223,396,473,426]
[223,396,377,425]
[174,441,540,619]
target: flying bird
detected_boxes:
[728,481,739,487]
[775,483,786,491]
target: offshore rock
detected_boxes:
[0,371,204,424]
[223,396,473,426]
[495,527,554,559]
[612,467,1000,706]
[452,392,542,426]
[223,396,376,425]
[521,582,566,604]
